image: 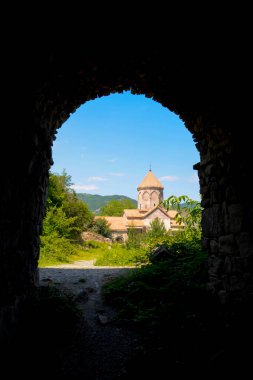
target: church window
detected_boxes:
[143,191,149,201]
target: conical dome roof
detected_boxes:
[137,170,164,190]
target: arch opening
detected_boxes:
[46,91,200,254]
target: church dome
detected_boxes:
[137,170,164,190]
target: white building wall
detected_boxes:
[143,209,171,231]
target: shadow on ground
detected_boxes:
[3,265,253,378]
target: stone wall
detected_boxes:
[111,232,128,242]
[192,122,253,300]
[3,45,252,338]
[138,189,162,210]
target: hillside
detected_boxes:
[76,193,137,213]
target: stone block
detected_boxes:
[230,275,245,291]
[210,239,219,254]
[244,256,253,272]
[208,255,223,276]
[237,232,253,258]
[219,234,238,255]
[201,198,210,208]
[228,204,243,234]
[221,274,230,291]
[225,186,238,203]
[205,164,215,177]
[231,257,244,274]
[202,204,222,237]
[224,256,232,274]
[218,290,228,304]
[210,182,220,204]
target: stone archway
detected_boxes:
[1,47,251,336]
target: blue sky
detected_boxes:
[52,91,200,201]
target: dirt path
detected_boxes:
[39,261,140,379]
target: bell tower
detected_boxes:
[137,170,164,211]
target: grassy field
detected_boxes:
[39,240,148,267]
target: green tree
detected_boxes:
[147,218,167,239]
[92,217,112,238]
[100,199,136,216]
[44,171,94,239]
[62,193,93,232]
[46,170,72,208]
[43,207,80,239]
[40,170,96,266]
[145,218,168,249]
[163,195,202,233]
[126,224,142,249]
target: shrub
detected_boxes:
[92,217,112,238]
[39,232,80,266]
[43,207,80,239]
[147,218,167,239]
[102,248,208,328]
[125,226,143,249]
[163,195,202,232]
[91,243,148,266]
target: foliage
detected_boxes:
[62,192,94,232]
[39,233,81,266]
[46,169,72,208]
[92,217,112,238]
[70,240,149,267]
[166,229,202,255]
[45,171,93,238]
[39,239,104,267]
[43,207,80,239]
[102,248,208,328]
[163,195,202,232]
[100,198,136,216]
[102,248,244,375]
[146,218,167,244]
[40,170,94,265]
[94,242,148,266]
[102,198,206,325]
[125,224,144,249]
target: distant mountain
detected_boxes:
[76,193,137,214]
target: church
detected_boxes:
[101,170,183,241]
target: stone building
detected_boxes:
[99,170,183,241]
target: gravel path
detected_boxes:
[39,261,140,379]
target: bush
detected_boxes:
[163,195,202,232]
[102,220,207,328]
[62,192,93,232]
[43,171,94,240]
[94,243,148,266]
[102,248,208,328]
[92,217,112,238]
[39,232,80,266]
[146,218,167,240]
[125,226,143,249]
[167,229,202,255]
[43,207,80,239]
